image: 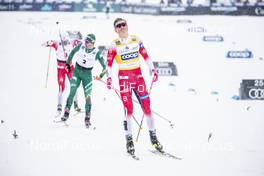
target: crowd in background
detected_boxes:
[1,0,263,6]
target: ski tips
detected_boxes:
[170,123,174,128]
[208,132,213,142]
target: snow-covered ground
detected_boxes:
[0,12,264,176]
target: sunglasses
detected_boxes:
[85,37,93,44]
[115,22,127,28]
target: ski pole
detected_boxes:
[135,78,155,142]
[56,21,66,57]
[45,47,51,88]
[151,110,174,128]
[112,89,141,128]
[94,77,141,128]
[132,88,175,128]
[95,77,174,127]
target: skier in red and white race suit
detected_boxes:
[107,18,163,155]
[42,35,81,114]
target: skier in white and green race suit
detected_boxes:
[61,34,107,128]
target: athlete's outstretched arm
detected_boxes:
[107,46,117,78]
[43,40,58,50]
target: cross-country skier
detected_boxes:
[61,34,107,128]
[105,1,111,19]
[106,18,163,155]
[42,34,81,115]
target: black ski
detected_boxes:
[149,150,182,160]
[53,119,97,130]
[85,125,96,130]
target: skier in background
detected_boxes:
[106,18,163,155]
[61,34,107,128]
[42,33,81,115]
[105,1,111,19]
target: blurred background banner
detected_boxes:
[0,0,264,16]
[240,79,264,100]
[153,61,178,76]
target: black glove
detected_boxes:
[99,69,107,79]
[66,63,71,72]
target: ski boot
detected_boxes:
[55,104,62,117]
[126,135,135,155]
[57,104,62,112]
[61,109,70,122]
[74,101,81,112]
[84,115,91,128]
[150,130,163,152]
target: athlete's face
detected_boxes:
[114,20,128,37]
[85,41,94,49]
[85,38,94,49]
